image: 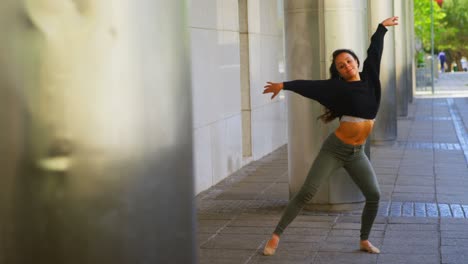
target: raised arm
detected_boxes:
[363,16,398,78]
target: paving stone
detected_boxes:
[197,219,232,233]
[378,176,398,186]
[197,233,214,246]
[313,252,377,264]
[320,236,383,253]
[426,203,439,217]
[441,230,468,239]
[441,238,468,246]
[228,219,279,228]
[248,252,314,264]
[450,204,465,218]
[388,217,438,224]
[374,167,399,175]
[198,248,255,263]
[281,235,326,243]
[440,217,468,226]
[383,230,437,240]
[386,223,438,231]
[201,234,266,250]
[333,223,385,231]
[220,226,274,235]
[328,229,384,238]
[289,221,334,229]
[282,227,330,236]
[395,176,435,186]
[197,213,237,220]
[380,243,438,254]
[441,254,468,264]
[391,192,436,202]
[439,203,453,217]
[402,202,414,216]
[259,183,289,200]
[294,215,338,222]
[437,194,468,204]
[394,185,435,193]
[272,241,320,252]
[382,237,439,247]
[390,202,402,216]
[414,202,427,217]
[200,257,252,264]
[441,246,468,256]
[334,215,364,223]
[377,254,440,264]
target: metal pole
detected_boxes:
[431,0,435,94]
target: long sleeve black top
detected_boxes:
[283,24,388,120]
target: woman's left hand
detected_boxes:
[263,82,283,100]
[381,16,399,27]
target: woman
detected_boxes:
[262,16,399,255]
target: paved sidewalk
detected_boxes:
[196,90,468,262]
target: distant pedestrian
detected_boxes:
[262,16,399,256]
[438,51,446,72]
[461,57,467,72]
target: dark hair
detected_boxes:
[318,49,360,123]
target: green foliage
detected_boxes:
[416,51,426,67]
[414,0,468,69]
[414,0,447,52]
[437,0,468,53]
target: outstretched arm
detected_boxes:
[263,79,340,111]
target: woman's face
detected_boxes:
[335,52,360,81]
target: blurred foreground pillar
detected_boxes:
[0,1,195,263]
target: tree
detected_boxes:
[437,0,468,71]
[414,0,447,54]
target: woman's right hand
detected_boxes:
[263,82,284,99]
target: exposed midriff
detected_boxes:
[334,116,374,145]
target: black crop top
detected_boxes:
[283,24,388,120]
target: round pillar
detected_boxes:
[406,0,416,103]
[394,0,409,116]
[369,0,397,145]
[285,0,366,207]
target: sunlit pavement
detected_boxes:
[416,71,468,98]
[196,74,468,264]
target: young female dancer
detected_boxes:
[262,16,399,255]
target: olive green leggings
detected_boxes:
[274,133,380,240]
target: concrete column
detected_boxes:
[0,1,195,264]
[394,0,409,116]
[406,0,416,103]
[368,1,397,145]
[285,0,366,207]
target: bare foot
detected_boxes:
[360,240,380,254]
[263,234,280,256]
